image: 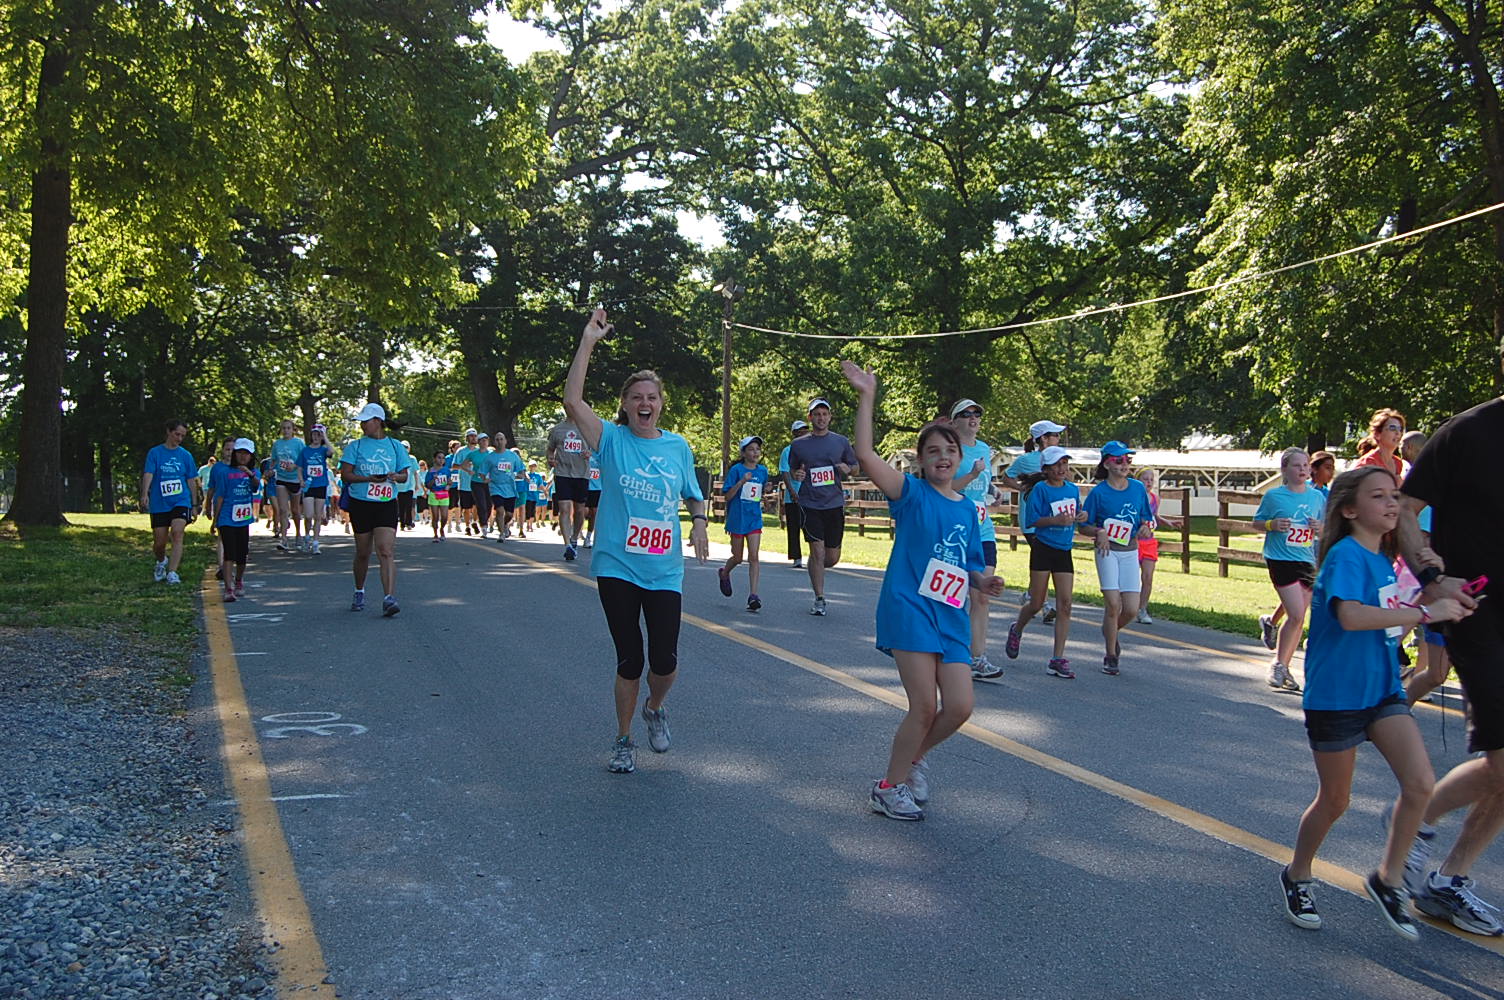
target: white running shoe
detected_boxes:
[1136,609,1153,624]
[153,559,167,582]
[165,571,181,585]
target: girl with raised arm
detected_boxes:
[841,361,1004,821]
[564,308,710,775]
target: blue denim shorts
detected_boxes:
[1304,693,1410,752]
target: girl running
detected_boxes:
[214,439,260,602]
[563,308,709,776]
[1134,468,1179,624]
[719,435,769,612]
[415,460,429,526]
[1006,446,1084,678]
[583,452,601,547]
[270,419,306,550]
[950,399,1004,680]
[1003,419,1068,623]
[425,451,451,540]
[1279,465,1468,939]
[1262,451,1338,645]
[1080,442,1155,675]
[841,361,1004,821]
[1254,448,1325,692]
[526,462,544,531]
[299,424,334,554]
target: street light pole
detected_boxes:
[713,279,745,475]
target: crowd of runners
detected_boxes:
[141,310,1504,945]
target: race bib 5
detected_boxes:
[626,517,675,555]
[741,480,762,502]
[919,558,967,610]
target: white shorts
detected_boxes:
[1094,547,1142,593]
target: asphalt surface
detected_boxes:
[214,523,1504,999]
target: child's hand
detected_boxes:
[840,359,876,395]
[981,575,1006,597]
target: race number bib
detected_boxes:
[919,558,967,609]
[307,464,324,480]
[231,502,253,523]
[590,466,601,482]
[1286,523,1314,547]
[1103,517,1133,545]
[809,466,836,488]
[625,517,675,556]
[1378,582,1405,639]
[1050,498,1077,519]
[563,438,584,454]
[159,479,184,498]
[975,503,988,525]
[279,459,296,471]
[741,480,762,502]
[366,482,394,501]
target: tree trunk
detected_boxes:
[464,355,509,439]
[297,384,319,433]
[6,33,74,526]
[99,439,115,514]
[365,335,384,407]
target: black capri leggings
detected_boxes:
[597,576,682,681]
[220,525,250,565]
[472,485,492,524]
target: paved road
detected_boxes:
[209,525,1503,999]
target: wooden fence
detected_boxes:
[1216,489,1268,577]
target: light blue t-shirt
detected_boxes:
[1023,480,1081,552]
[527,472,544,502]
[1304,535,1405,711]
[341,436,411,503]
[1005,451,1043,533]
[215,467,260,527]
[958,440,996,543]
[591,421,704,591]
[874,475,983,663]
[452,446,475,490]
[588,454,602,492]
[143,444,197,513]
[1082,477,1154,551]
[270,437,305,484]
[489,450,523,498]
[723,463,768,536]
[1254,485,1325,563]
[468,449,494,487]
[398,453,419,494]
[778,444,800,499]
[1417,505,1433,533]
[300,444,332,489]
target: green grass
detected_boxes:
[689,512,1280,640]
[0,513,216,682]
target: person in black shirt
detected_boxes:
[1395,395,1502,936]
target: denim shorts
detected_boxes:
[1304,693,1410,752]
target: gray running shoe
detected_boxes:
[1005,621,1023,659]
[971,655,1003,680]
[1380,802,1435,895]
[382,594,400,617]
[641,703,671,752]
[869,781,923,821]
[165,571,181,585]
[1047,658,1075,679]
[1102,655,1120,676]
[1259,614,1278,650]
[1416,874,1504,936]
[810,596,827,616]
[1136,609,1153,624]
[608,736,636,774]
[153,559,168,582]
[1267,662,1289,689]
[906,759,930,804]
[1042,602,1057,624]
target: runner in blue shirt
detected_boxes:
[487,433,522,542]
[1080,441,1155,675]
[462,432,494,536]
[1003,418,1067,622]
[213,438,260,602]
[1279,465,1469,939]
[718,436,769,612]
[452,429,479,535]
[396,438,420,532]
[526,464,545,531]
[563,308,708,776]
[298,424,335,554]
[583,451,602,547]
[338,403,411,617]
[1254,448,1326,692]
[839,361,1002,822]
[950,398,1004,680]
[269,420,306,551]
[140,419,201,585]
[424,450,452,540]
[1006,446,1085,678]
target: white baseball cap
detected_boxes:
[738,435,763,450]
[232,438,255,453]
[1029,419,1066,439]
[807,398,832,413]
[950,399,983,419]
[1040,445,1072,465]
[356,403,387,423]
[791,420,808,431]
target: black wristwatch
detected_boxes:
[1416,566,1441,588]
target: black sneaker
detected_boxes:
[1102,654,1120,676]
[1280,867,1321,930]
[1365,871,1419,940]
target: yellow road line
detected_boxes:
[201,569,335,994]
[501,548,1502,955]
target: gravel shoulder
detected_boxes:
[0,626,274,1000]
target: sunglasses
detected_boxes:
[1106,455,1133,464]
[955,410,982,419]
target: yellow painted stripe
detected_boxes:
[201,569,335,992]
[501,547,1502,954]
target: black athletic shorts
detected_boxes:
[553,476,589,503]
[150,507,191,529]
[801,506,846,549]
[584,490,600,510]
[525,500,537,518]
[490,494,516,513]
[457,490,475,510]
[304,486,328,500]
[348,497,399,534]
[1267,558,1316,589]
[220,524,250,564]
[1029,541,1075,575]
[276,480,301,495]
[982,540,997,568]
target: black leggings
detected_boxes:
[398,491,415,529]
[784,503,804,561]
[472,485,492,525]
[597,576,682,681]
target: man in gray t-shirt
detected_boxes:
[788,398,858,616]
[547,418,594,560]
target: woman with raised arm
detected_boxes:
[841,361,1004,822]
[564,308,709,776]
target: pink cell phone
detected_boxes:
[1463,575,1489,596]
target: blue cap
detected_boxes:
[1100,440,1135,457]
